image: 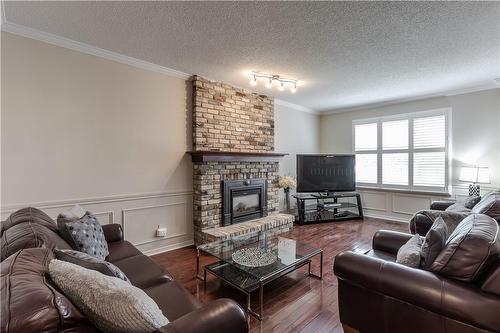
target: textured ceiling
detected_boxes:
[3,1,500,112]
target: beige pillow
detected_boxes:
[49,259,168,333]
[396,234,422,268]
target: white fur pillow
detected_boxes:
[49,259,168,333]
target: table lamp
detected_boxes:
[459,166,490,196]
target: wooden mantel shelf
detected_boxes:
[187,151,289,163]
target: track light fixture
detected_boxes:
[249,71,298,93]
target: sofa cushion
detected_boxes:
[54,249,130,283]
[420,216,448,269]
[49,259,169,333]
[144,281,202,321]
[472,191,500,221]
[0,248,93,332]
[430,214,500,282]
[106,240,143,262]
[1,207,71,261]
[57,211,109,260]
[112,254,173,288]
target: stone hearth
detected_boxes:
[203,213,295,243]
[190,76,292,245]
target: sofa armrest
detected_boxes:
[101,224,123,243]
[154,299,248,333]
[334,251,500,332]
[372,230,414,254]
[430,200,455,211]
[409,212,434,235]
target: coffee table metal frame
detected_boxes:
[196,246,323,320]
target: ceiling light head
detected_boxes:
[250,75,257,86]
[290,83,297,93]
[278,82,285,91]
[265,78,273,89]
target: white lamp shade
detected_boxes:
[477,167,490,184]
[459,166,490,184]
[459,166,477,182]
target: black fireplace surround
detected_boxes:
[222,178,268,226]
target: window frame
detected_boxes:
[352,108,451,194]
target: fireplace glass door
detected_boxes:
[232,190,261,219]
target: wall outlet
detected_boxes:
[156,225,167,237]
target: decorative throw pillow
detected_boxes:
[471,191,500,222]
[463,195,481,209]
[54,249,130,283]
[445,203,471,213]
[420,216,448,269]
[430,214,500,282]
[48,259,169,333]
[396,234,422,268]
[57,209,109,260]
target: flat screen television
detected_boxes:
[296,154,356,193]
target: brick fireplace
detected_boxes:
[189,76,293,245]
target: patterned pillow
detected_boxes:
[421,216,448,269]
[54,249,129,283]
[48,259,168,333]
[57,211,109,260]
[396,234,422,268]
[463,195,481,209]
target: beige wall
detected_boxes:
[1,32,194,254]
[320,89,500,188]
[275,104,320,208]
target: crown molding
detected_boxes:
[320,84,499,116]
[1,21,191,80]
[443,83,500,97]
[274,99,318,115]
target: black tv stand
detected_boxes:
[293,192,363,225]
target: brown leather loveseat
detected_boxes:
[334,214,500,333]
[410,191,500,236]
[0,207,248,333]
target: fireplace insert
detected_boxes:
[223,178,267,226]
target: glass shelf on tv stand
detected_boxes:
[293,192,364,225]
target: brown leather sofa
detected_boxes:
[410,191,500,236]
[334,223,500,333]
[1,207,248,333]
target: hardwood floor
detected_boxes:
[151,217,407,333]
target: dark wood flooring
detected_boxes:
[151,217,407,333]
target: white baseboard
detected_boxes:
[363,212,409,224]
[143,240,194,256]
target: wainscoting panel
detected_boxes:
[0,190,194,255]
[359,191,387,212]
[123,202,188,246]
[392,194,432,216]
[357,188,450,223]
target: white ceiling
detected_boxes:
[3,1,500,112]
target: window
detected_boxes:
[354,109,449,193]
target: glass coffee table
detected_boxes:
[196,228,323,320]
